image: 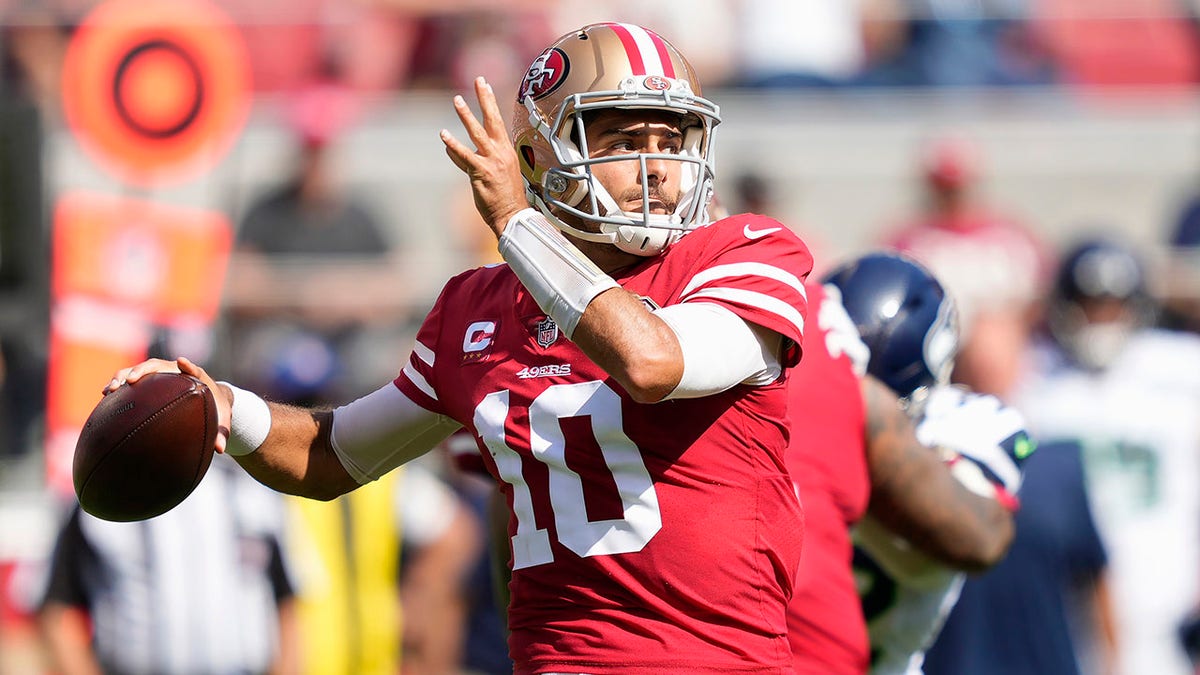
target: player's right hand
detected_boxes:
[105,357,233,455]
[439,76,528,238]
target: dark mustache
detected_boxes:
[616,187,677,211]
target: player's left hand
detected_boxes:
[915,385,1034,495]
[105,357,232,455]
[440,76,528,239]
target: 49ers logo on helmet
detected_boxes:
[643,75,672,91]
[519,48,569,102]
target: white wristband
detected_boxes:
[497,208,620,337]
[217,381,272,456]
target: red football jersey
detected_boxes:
[784,282,872,675]
[395,215,811,674]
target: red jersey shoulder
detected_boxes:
[638,214,813,367]
[438,262,518,303]
[677,213,813,266]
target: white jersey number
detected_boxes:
[820,283,871,376]
[474,380,663,569]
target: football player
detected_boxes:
[108,23,814,675]
[786,252,1030,674]
[1013,236,1200,675]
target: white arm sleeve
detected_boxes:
[654,302,783,400]
[330,384,462,484]
[497,208,620,337]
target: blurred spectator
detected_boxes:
[396,460,487,675]
[2,3,71,113]
[223,78,408,404]
[1034,0,1199,88]
[407,9,552,94]
[881,134,1050,399]
[1011,235,1200,675]
[923,440,1114,675]
[0,5,57,462]
[38,455,298,675]
[730,171,775,216]
[858,0,1058,87]
[732,0,906,88]
[225,0,422,93]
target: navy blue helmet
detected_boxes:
[1047,237,1153,369]
[822,252,960,399]
[1172,199,1200,250]
[1051,237,1148,306]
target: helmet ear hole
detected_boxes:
[519,145,537,172]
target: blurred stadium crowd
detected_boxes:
[2,0,1200,673]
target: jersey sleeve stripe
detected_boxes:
[413,340,436,367]
[401,362,439,401]
[683,288,806,338]
[680,262,808,301]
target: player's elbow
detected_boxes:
[302,467,360,502]
[272,455,359,502]
[946,512,1015,572]
[620,357,679,404]
[304,482,354,502]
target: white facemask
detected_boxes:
[1068,321,1133,370]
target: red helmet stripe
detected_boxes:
[607,23,677,79]
[608,23,647,75]
[643,28,677,78]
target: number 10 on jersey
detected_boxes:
[474,380,663,569]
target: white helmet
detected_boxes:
[511,22,721,256]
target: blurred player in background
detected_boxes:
[786,251,1026,674]
[1012,235,1200,675]
[106,22,816,675]
[832,253,1033,675]
[38,455,298,675]
[882,134,1049,400]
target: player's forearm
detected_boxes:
[496,208,685,402]
[220,390,358,501]
[572,289,684,403]
[863,377,1014,570]
[868,451,1014,571]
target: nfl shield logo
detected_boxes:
[536,317,559,348]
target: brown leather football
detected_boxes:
[73,372,218,522]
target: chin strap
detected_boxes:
[498,208,620,338]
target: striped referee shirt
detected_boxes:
[42,455,294,675]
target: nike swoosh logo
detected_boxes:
[744,224,782,240]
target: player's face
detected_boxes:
[582,109,685,222]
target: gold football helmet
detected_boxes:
[512,22,721,256]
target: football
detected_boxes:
[73,372,218,522]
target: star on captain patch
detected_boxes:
[535,316,559,348]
